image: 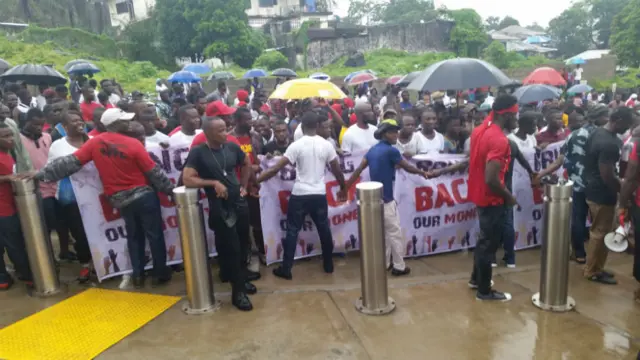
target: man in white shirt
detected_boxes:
[169,104,202,147]
[100,79,121,106]
[257,112,347,280]
[341,102,378,154]
[395,114,426,156]
[415,108,444,153]
[507,112,538,151]
[574,65,584,83]
[138,106,170,147]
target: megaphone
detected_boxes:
[604,224,630,253]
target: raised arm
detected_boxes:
[256,157,291,184]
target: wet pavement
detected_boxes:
[1,248,639,359]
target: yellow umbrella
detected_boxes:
[269,78,347,100]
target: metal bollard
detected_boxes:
[354,182,396,315]
[12,179,64,297]
[173,186,220,315]
[532,180,576,312]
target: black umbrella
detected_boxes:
[407,58,512,92]
[272,68,297,77]
[513,84,562,104]
[63,59,92,72]
[207,71,235,81]
[67,62,101,76]
[0,64,67,85]
[0,59,10,74]
[396,71,421,88]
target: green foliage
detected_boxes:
[498,16,520,29]
[548,3,593,58]
[446,9,487,57]
[120,15,174,70]
[0,35,170,93]
[346,0,436,25]
[155,0,197,59]
[483,41,510,69]
[485,16,501,31]
[18,26,121,59]
[253,51,289,70]
[586,0,628,48]
[590,69,640,91]
[610,0,640,67]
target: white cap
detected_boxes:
[100,108,135,127]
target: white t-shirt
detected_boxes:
[355,95,369,106]
[341,125,378,153]
[507,133,537,150]
[47,137,81,200]
[574,68,584,81]
[394,133,423,156]
[284,135,338,196]
[109,93,121,106]
[464,138,471,155]
[146,131,170,147]
[294,125,304,142]
[416,131,445,153]
[169,129,203,147]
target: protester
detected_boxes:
[206,81,229,105]
[88,107,107,137]
[467,94,519,302]
[341,102,378,153]
[100,80,121,105]
[344,119,430,276]
[0,122,33,289]
[254,115,273,146]
[394,114,423,157]
[0,104,31,172]
[257,111,347,280]
[442,115,463,154]
[36,108,175,288]
[138,107,169,147]
[508,112,538,150]
[582,106,633,284]
[169,105,202,146]
[46,108,92,281]
[618,134,640,303]
[416,107,445,153]
[399,91,412,112]
[262,119,290,156]
[182,117,255,311]
[79,86,102,125]
[536,108,569,143]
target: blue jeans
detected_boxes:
[0,214,32,282]
[571,191,588,259]
[120,192,169,278]
[501,207,515,264]
[282,195,333,271]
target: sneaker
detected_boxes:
[391,267,411,276]
[78,267,91,283]
[468,279,495,289]
[587,273,617,285]
[601,270,616,278]
[506,263,516,269]
[0,276,13,291]
[119,274,132,289]
[476,290,512,302]
[272,266,292,280]
[491,263,498,268]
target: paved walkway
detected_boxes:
[1,248,639,359]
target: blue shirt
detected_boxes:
[400,101,413,111]
[365,141,402,203]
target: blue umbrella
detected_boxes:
[168,70,200,83]
[569,58,586,65]
[567,83,593,94]
[243,69,268,78]
[309,72,331,81]
[183,63,211,74]
[344,69,376,82]
[67,62,101,75]
[525,35,551,44]
[513,84,562,104]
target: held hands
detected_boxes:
[337,188,348,203]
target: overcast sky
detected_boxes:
[334,0,574,27]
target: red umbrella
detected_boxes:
[523,67,566,86]
[348,72,377,86]
[386,75,403,85]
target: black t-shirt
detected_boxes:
[584,127,622,205]
[184,142,246,226]
[261,140,289,155]
[505,139,521,192]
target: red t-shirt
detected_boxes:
[73,132,156,196]
[467,120,511,207]
[80,102,103,122]
[0,152,16,217]
[169,126,182,137]
[236,136,256,164]
[629,141,640,207]
[88,128,101,137]
[535,128,569,144]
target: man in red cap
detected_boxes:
[206,100,236,120]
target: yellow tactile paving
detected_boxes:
[0,288,180,360]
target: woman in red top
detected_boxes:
[619,137,640,303]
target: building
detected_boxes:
[490,25,556,55]
[246,0,334,32]
[106,0,155,28]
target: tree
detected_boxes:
[155,0,198,59]
[345,0,381,25]
[254,51,289,70]
[374,0,437,25]
[483,41,510,69]
[485,16,501,31]
[586,0,627,48]
[446,9,487,57]
[498,16,520,29]
[610,0,640,67]
[526,22,545,32]
[547,3,593,58]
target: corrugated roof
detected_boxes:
[565,50,611,64]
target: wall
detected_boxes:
[305,20,454,69]
[107,0,155,28]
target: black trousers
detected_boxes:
[631,204,640,283]
[471,205,506,294]
[209,215,246,295]
[58,202,91,264]
[247,196,265,255]
[235,200,252,268]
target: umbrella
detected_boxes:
[63,59,92,72]
[309,72,331,81]
[243,69,268,78]
[183,63,212,74]
[567,83,593,94]
[523,67,566,86]
[513,84,562,104]
[386,75,403,85]
[207,71,235,81]
[269,79,346,100]
[407,58,512,91]
[67,62,101,75]
[168,70,201,83]
[396,71,421,88]
[348,72,377,86]
[344,69,376,83]
[0,59,11,74]
[271,68,297,77]
[525,35,551,44]
[0,64,67,85]
[569,58,586,65]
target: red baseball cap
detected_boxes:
[343,97,354,109]
[206,100,236,117]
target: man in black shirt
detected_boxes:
[262,119,290,156]
[583,107,633,284]
[182,117,256,311]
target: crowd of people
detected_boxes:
[0,73,640,310]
